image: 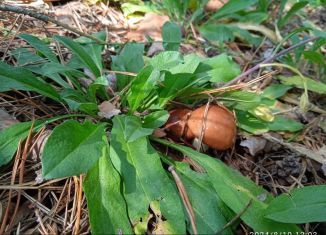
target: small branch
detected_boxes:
[0,3,106,44]
[168,165,198,235]
[224,36,319,86]
[216,199,253,235]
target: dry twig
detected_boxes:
[0,3,106,44]
[168,165,198,235]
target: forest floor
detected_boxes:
[0,0,326,234]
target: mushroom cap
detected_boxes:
[165,108,193,139]
[187,104,236,150]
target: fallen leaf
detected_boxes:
[147,42,164,57]
[0,109,18,131]
[152,128,166,138]
[54,6,76,27]
[106,73,117,91]
[97,101,121,119]
[31,130,51,161]
[205,0,228,12]
[240,136,267,156]
[126,13,169,42]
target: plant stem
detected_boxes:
[216,199,253,235]
[224,36,319,86]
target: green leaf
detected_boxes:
[162,0,186,20]
[303,51,326,66]
[267,116,303,132]
[278,1,308,28]
[143,110,169,129]
[232,26,262,45]
[158,72,197,107]
[74,31,106,73]
[42,120,106,179]
[120,115,154,142]
[236,110,303,134]
[127,66,160,112]
[60,88,89,103]
[162,21,182,51]
[154,138,301,233]
[0,61,61,102]
[40,62,85,78]
[150,52,202,74]
[54,36,101,78]
[112,43,144,91]
[262,84,292,99]
[149,51,181,71]
[312,30,326,40]
[200,23,262,45]
[265,185,326,223]
[237,110,269,134]
[19,34,59,62]
[278,75,326,94]
[199,24,234,42]
[240,12,268,24]
[110,115,185,234]
[174,162,231,234]
[10,49,72,88]
[221,91,263,111]
[121,2,155,16]
[35,62,83,88]
[169,53,203,74]
[84,148,133,234]
[211,0,258,20]
[258,0,270,11]
[60,89,98,115]
[11,47,46,66]
[77,103,98,114]
[196,54,241,83]
[87,75,109,102]
[0,121,43,167]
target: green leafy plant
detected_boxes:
[265,185,326,223]
[198,0,274,45]
[0,28,325,234]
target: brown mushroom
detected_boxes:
[187,104,236,150]
[164,108,193,139]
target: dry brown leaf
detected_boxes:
[205,0,228,12]
[126,13,169,42]
[152,128,166,138]
[240,136,267,156]
[0,109,18,131]
[31,130,51,162]
[147,42,164,57]
[97,101,121,119]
